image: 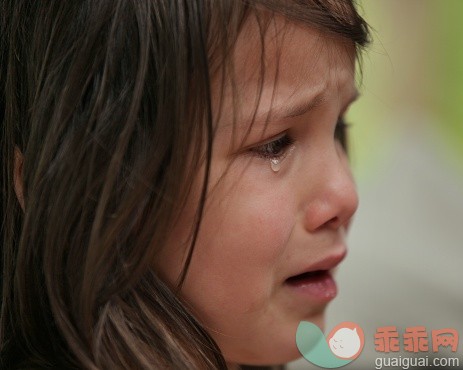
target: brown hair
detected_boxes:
[1,0,369,368]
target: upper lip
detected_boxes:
[285,247,347,280]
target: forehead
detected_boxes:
[212,14,357,126]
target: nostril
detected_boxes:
[325,216,341,229]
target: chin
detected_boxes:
[308,311,326,331]
[226,313,327,367]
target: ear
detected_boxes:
[14,146,25,211]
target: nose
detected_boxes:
[302,142,359,233]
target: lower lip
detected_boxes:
[284,271,337,302]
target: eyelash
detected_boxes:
[334,118,350,150]
[250,118,350,160]
[250,134,295,161]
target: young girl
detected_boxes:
[1,1,369,369]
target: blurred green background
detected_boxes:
[350,0,463,181]
[290,1,463,368]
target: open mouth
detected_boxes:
[285,270,329,285]
[284,270,337,301]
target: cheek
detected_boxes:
[154,164,306,364]
[182,174,296,315]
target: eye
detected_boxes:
[334,118,351,151]
[250,133,295,161]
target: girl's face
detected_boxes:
[156,17,359,366]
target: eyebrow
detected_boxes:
[267,92,326,120]
[254,89,359,124]
[218,89,359,131]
